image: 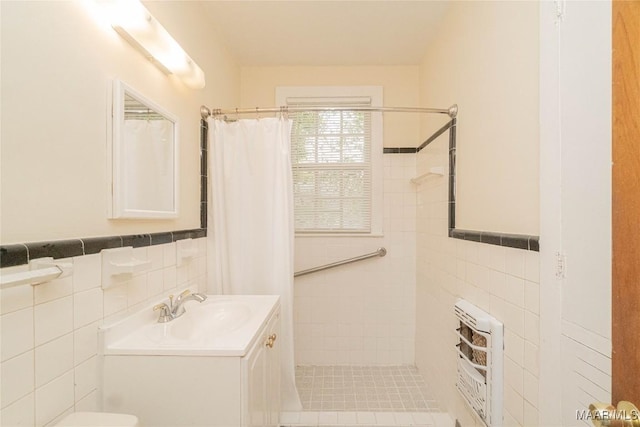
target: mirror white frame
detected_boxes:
[109,80,179,219]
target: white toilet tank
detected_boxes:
[55,412,139,427]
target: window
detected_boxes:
[276,86,383,234]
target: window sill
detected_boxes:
[295,233,384,238]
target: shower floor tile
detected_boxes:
[279,411,455,427]
[295,365,440,413]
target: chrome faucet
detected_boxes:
[153,290,207,323]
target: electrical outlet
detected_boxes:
[555,251,566,279]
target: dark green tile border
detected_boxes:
[440,118,540,252]
[0,229,206,268]
[383,147,417,154]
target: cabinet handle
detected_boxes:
[265,333,277,348]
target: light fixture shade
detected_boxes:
[100,0,206,89]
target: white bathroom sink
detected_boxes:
[145,299,252,343]
[100,295,279,356]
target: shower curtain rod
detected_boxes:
[200,104,458,120]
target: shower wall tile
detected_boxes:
[414,144,541,427]
[294,154,417,366]
[0,238,207,426]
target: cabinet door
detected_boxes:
[266,311,281,426]
[245,329,268,427]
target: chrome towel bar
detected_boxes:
[294,247,387,278]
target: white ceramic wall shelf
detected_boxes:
[101,246,152,289]
[176,238,198,267]
[410,166,445,185]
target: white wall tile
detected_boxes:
[503,410,522,427]
[162,263,178,291]
[504,385,524,426]
[523,370,539,407]
[505,249,526,279]
[147,245,164,271]
[147,269,164,297]
[524,251,540,283]
[74,390,98,412]
[487,245,507,273]
[1,351,34,409]
[74,356,96,401]
[488,270,507,298]
[163,243,176,267]
[524,281,540,315]
[46,408,74,427]
[1,307,34,362]
[35,371,74,427]
[393,412,414,425]
[35,273,73,306]
[73,288,102,329]
[504,275,525,309]
[34,296,73,346]
[72,254,101,293]
[524,399,539,426]
[338,411,358,424]
[502,302,525,338]
[504,330,525,366]
[1,278,34,315]
[504,356,524,396]
[103,285,127,318]
[293,162,416,365]
[357,411,376,424]
[176,265,189,286]
[523,340,539,376]
[524,311,540,345]
[73,321,99,364]
[1,392,34,426]
[126,274,148,306]
[35,333,73,388]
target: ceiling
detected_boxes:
[201,1,449,66]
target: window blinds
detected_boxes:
[288,97,372,233]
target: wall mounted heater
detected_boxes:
[454,300,504,427]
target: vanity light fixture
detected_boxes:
[99,0,205,89]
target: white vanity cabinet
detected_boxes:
[100,295,281,427]
[243,308,280,427]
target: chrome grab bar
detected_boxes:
[294,247,387,278]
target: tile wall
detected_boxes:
[293,154,417,366]
[0,238,207,426]
[414,141,541,427]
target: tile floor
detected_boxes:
[279,410,455,427]
[280,365,451,427]
[296,365,438,412]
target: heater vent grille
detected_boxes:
[454,300,503,427]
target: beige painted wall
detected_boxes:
[419,1,540,235]
[240,66,421,148]
[1,1,239,244]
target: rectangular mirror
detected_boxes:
[109,80,179,219]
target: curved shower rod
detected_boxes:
[200,104,458,120]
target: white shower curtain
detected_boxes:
[207,117,302,411]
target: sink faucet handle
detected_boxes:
[153,302,169,311]
[177,289,191,300]
[153,303,173,323]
